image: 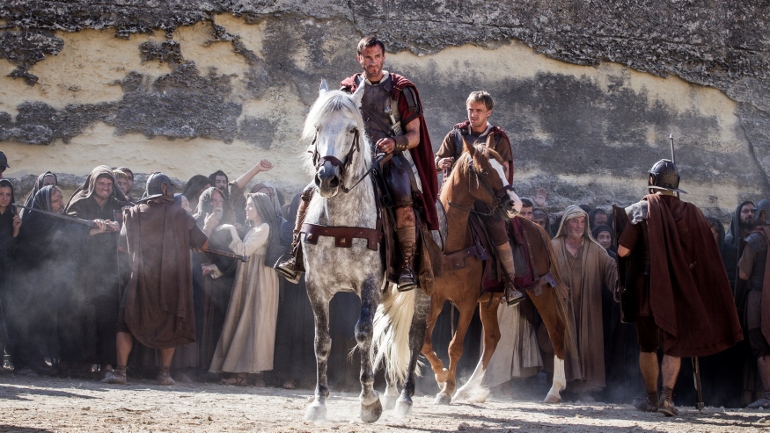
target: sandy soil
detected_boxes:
[1,373,769,433]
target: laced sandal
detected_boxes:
[658,387,678,416]
[101,366,127,385]
[156,367,175,386]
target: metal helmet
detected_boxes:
[647,159,687,194]
[143,172,173,199]
[755,199,770,226]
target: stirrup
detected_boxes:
[275,254,302,284]
[505,284,526,306]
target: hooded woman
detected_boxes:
[9,185,88,375]
[552,205,618,401]
[0,179,20,365]
[209,193,281,385]
[591,224,617,259]
[19,171,57,219]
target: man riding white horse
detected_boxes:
[277,35,438,292]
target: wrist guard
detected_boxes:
[394,135,409,152]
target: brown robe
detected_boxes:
[123,197,207,349]
[624,194,743,357]
[552,236,617,390]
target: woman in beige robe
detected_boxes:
[551,205,617,400]
[209,193,281,385]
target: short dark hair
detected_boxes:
[521,198,534,208]
[357,36,385,55]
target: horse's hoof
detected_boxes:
[544,392,561,404]
[360,398,383,423]
[304,399,327,421]
[395,397,413,417]
[433,392,451,405]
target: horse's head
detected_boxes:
[304,80,369,198]
[463,137,523,218]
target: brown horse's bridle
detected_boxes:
[311,127,376,194]
[448,155,515,217]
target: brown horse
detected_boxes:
[421,138,576,405]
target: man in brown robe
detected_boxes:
[738,199,770,408]
[552,204,618,400]
[102,173,207,385]
[618,160,743,416]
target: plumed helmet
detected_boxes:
[144,172,173,199]
[648,159,687,194]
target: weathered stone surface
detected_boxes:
[0,1,768,220]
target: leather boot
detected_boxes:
[658,386,679,416]
[275,192,311,284]
[496,242,525,306]
[396,226,418,292]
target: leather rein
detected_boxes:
[448,156,514,217]
[311,128,376,194]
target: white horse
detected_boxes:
[301,80,427,422]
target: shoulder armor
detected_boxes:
[746,231,768,253]
[400,86,421,115]
[625,200,648,225]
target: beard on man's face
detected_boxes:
[740,217,756,230]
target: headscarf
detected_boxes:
[20,171,57,218]
[724,200,754,247]
[194,186,235,228]
[182,175,211,201]
[64,165,128,211]
[249,192,282,267]
[16,185,60,243]
[553,204,603,248]
[249,182,284,219]
[533,207,552,237]
[588,207,610,230]
[591,224,615,251]
[0,178,16,212]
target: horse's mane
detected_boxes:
[300,89,372,178]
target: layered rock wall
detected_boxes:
[1,1,768,218]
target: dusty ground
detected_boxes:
[1,374,769,432]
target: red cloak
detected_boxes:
[646,194,743,357]
[341,73,438,230]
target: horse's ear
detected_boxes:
[351,81,365,107]
[463,136,475,157]
[319,79,329,95]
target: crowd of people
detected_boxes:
[0,35,768,419]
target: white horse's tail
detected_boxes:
[371,282,417,384]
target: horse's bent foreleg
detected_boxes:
[396,289,430,418]
[306,290,331,421]
[356,276,382,423]
[453,294,501,403]
[545,355,567,403]
[421,294,449,387]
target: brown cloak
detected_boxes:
[123,197,207,349]
[646,194,743,357]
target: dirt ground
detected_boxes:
[2,374,770,433]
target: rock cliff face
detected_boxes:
[1,1,768,218]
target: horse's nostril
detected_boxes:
[314,174,322,187]
[329,177,340,188]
